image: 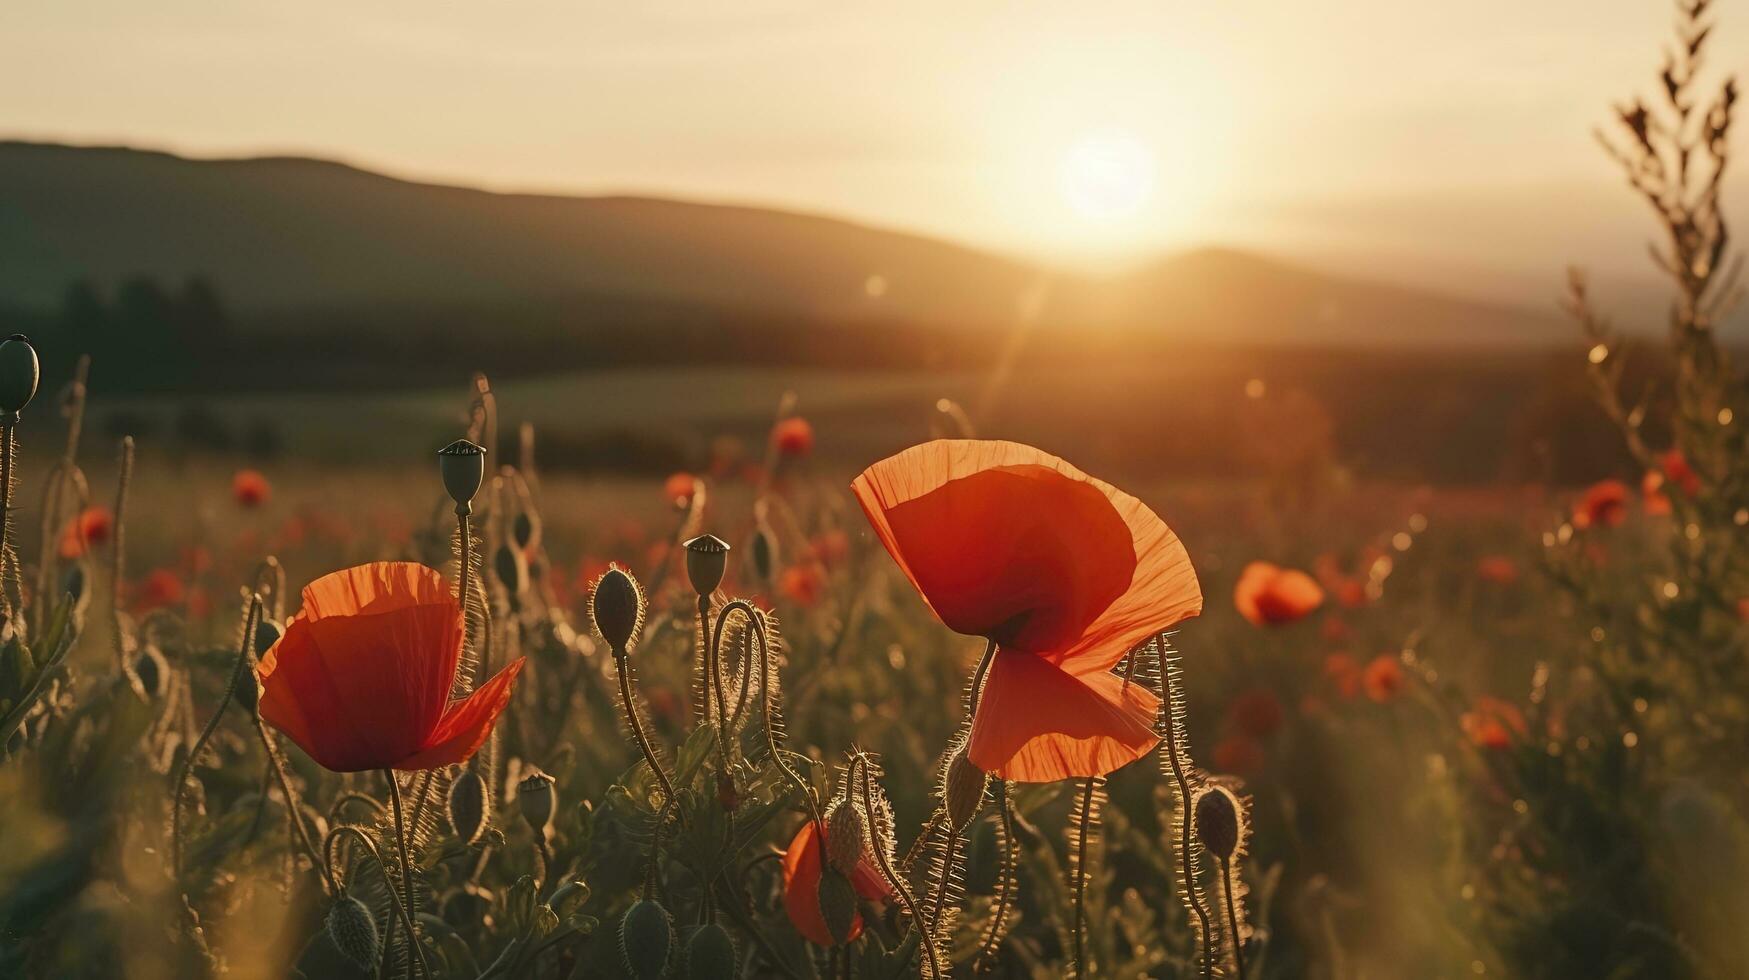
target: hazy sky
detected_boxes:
[7,1,1743,303]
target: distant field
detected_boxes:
[68,344,1637,486]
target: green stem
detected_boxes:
[1071,776,1094,980]
[853,754,942,980]
[171,594,261,881]
[1157,635,1214,979]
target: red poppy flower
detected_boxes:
[1211,733,1264,774]
[1573,479,1630,529]
[781,819,892,946]
[1476,555,1519,586]
[233,469,271,507]
[852,440,1202,782]
[135,568,186,612]
[57,506,113,559]
[1234,561,1325,626]
[773,417,815,457]
[1362,654,1405,703]
[1228,688,1285,739]
[1660,449,1701,496]
[663,472,698,508]
[258,562,525,772]
[1461,696,1526,750]
[779,562,826,607]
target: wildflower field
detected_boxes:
[5,3,1749,980]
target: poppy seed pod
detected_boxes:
[326,894,380,971]
[1194,785,1241,861]
[590,566,645,652]
[518,769,557,835]
[253,618,284,658]
[448,769,490,845]
[683,534,730,596]
[943,749,989,832]
[683,922,737,980]
[815,865,858,946]
[750,525,778,584]
[437,440,487,512]
[493,543,528,597]
[620,899,674,980]
[0,335,39,415]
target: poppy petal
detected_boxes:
[853,441,1144,654]
[258,562,463,771]
[967,650,1160,781]
[781,820,863,946]
[393,657,527,771]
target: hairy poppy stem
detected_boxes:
[1156,636,1214,980]
[852,754,943,980]
[325,825,424,980]
[967,637,997,715]
[926,824,961,933]
[974,779,1018,973]
[171,593,262,883]
[1220,857,1246,980]
[456,510,474,673]
[383,770,430,980]
[613,648,679,807]
[1070,776,1096,980]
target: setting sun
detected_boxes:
[1060,130,1156,222]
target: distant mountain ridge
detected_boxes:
[0,140,1564,347]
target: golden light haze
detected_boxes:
[7,0,1746,302]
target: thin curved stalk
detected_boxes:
[325,825,425,980]
[170,594,262,881]
[1070,777,1096,980]
[852,754,943,980]
[1157,635,1214,978]
[613,648,679,807]
[973,780,1018,973]
[383,770,431,980]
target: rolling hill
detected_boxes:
[0,140,1565,348]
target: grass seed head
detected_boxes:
[590,565,645,652]
[683,534,730,596]
[0,334,39,415]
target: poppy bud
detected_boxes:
[590,566,645,652]
[326,894,380,971]
[448,769,490,845]
[943,749,988,832]
[620,899,674,980]
[823,802,866,876]
[134,645,168,700]
[684,921,737,980]
[750,525,778,585]
[683,534,730,596]
[816,865,858,946]
[0,335,39,415]
[1194,785,1241,862]
[548,878,591,919]
[494,543,528,597]
[437,440,487,513]
[518,769,557,835]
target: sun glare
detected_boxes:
[1060,130,1156,222]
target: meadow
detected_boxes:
[1,3,1746,979]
